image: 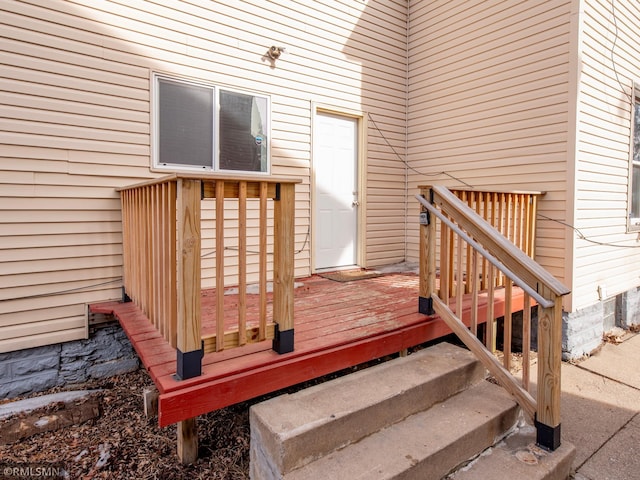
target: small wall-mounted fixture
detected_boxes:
[267,46,285,60]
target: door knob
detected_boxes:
[352,200,360,207]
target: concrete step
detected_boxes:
[250,343,488,478]
[281,380,519,480]
[448,423,576,480]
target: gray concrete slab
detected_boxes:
[525,361,638,469]
[577,413,640,480]
[559,363,639,469]
[578,333,640,389]
[524,333,640,479]
[450,424,575,480]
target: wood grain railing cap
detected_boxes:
[117,173,302,191]
[418,185,546,196]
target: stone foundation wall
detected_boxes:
[0,324,139,399]
[563,288,639,359]
[616,287,640,329]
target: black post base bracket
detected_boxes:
[175,342,204,380]
[419,296,435,316]
[272,324,294,354]
[535,415,561,451]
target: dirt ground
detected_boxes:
[0,368,254,480]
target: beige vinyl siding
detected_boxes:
[572,0,640,310]
[406,0,573,292]
[0,0,407,352]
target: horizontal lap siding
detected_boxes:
[0,0,407,352]
[406,0,573,293]
[573,0,640,309]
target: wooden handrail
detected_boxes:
[418,197,553,308]
[429,186,569,297]
[120,174,300,380]
[416,186,570,452]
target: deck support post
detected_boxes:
[176,179,203,379]
[419,189,436,316]
[143,387,158,418]
[177,417,198,464]
[535,285,563,451]
[272,182,295,354]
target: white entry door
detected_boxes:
[314,112,359,270]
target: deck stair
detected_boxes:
[250,342,575,479]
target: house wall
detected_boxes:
[405,0,575,301]
[0,0,408,353]
[572,0,640,310]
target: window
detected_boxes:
[631,83,640,229]
[153,74,269,173]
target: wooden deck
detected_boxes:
[90,272,526,427]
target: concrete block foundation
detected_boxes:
[0,323,138,400]
[563,286,640,360]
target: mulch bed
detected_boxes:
[0,369,253,480]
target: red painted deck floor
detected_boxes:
[91,272,523,427]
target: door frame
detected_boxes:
[311,103,367,272]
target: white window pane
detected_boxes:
[158,78,213,168]
[219,90,268,172]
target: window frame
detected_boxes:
[629,82,640,232]
[151,72,271,175]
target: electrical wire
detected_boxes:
[538,213,640,248]
[610,0,633,102]
[201,223,311,258]
[366,112,474,189]
[1,278,124,302]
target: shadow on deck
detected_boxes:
[90,272,525,428]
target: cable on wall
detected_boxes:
[366,112,473,189]
[201,223,310,258]
[1,278,124,303]
[610,0,633,102]
[538,213,640,248]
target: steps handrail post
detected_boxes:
[535,287,563,451]
[419,188,435,315]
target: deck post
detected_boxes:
[272,182,295,354]
[176,178,203,380]
[177,417,198,464]
[535,285,562,451]
[419,188,435,315]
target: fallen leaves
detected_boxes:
[0,369,252,479]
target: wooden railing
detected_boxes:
[119,173,300,380]
[424,187,540,294]
[417,186,570,451]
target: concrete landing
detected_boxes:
[566,333,640,480]
[517,332,640,480]
[449,423,576,480]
